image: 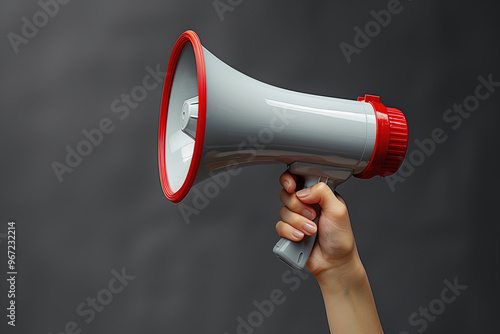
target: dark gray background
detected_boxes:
[1,0,499,333]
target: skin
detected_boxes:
[276,171,384,334]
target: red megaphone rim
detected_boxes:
[158,30,207,203]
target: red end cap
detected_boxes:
[355,95,408,179]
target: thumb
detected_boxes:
[295,182,348,221]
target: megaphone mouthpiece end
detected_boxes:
[159,30,207,203]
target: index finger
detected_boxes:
[279,170,301,194]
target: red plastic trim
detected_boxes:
[355,95,408,179]
[158,30,207,203]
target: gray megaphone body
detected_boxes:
[158,30,408,270]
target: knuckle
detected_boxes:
[290,194,304,209]
[279,206,287,218]
[275,221,282,230]
[316,182,330,193]
[332,205,349,219]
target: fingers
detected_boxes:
[280,206,317,235]
[277,171,318,241]
[280,189,316,221]
[275,221,304,241]
[279,171,300,194]
[275,207,317,242]
[295,182,348,220]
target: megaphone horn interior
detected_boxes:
[159,31,206,203]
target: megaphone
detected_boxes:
[158,30,408,270]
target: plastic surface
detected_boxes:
[180,96,199,139]
[159,30,408,202]
[194,46,379,179]
[159,30,409,270]
[355,95,408,179]
[158,30,207,203]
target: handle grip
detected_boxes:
[273,163,351,270]
[273,177,323,270]
[273,205,320,270]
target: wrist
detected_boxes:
[315,252,368,295]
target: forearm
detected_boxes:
[316,255,383,334]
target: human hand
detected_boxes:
[275,171,361,281]
[276,171,383,333]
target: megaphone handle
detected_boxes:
[273,176,327,270]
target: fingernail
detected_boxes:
[303,223,317,234]
[302,209,314,220]
[283,180,290,192]
[296,188,310,198]
[292,229,304,239]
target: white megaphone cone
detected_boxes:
[158,30,408,270]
